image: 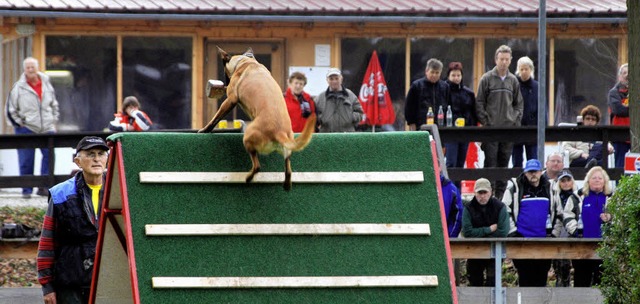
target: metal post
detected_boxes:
[491,241,504,304]
[537,0,547,163]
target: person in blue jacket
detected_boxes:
[573,166,612,287]
[502,159,552,286]
[441,173,463,238]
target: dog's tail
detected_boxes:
[288,113,316,152]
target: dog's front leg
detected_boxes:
[245,149,261,183]
[198,97,237,133]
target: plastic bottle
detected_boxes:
[437,105,444,126]
[577,216,583,229]
[546,214,552,229]
[446,105,453,127]
[577,215,583,234]
[426,107,434,125]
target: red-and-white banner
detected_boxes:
[358,51,396,126]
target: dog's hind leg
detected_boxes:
[246,149,261,183]
[283,155,292,191]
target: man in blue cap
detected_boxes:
[502,158,552,287]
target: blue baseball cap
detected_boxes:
[523,159,542,172]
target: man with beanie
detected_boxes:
[502,159,552,286]
[37,136,109,304]
[462,178,509,286]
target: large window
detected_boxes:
[411,38,474,90]
[46,36,117,131]
[553,39,618,125]
[484,39,539,80]
[341,38,405,131]
[122,37,192,129]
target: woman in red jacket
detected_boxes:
[284,72,316,132]
[608,63,629,168]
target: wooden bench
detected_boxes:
[449,238,602,304]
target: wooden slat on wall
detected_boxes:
[192,34,204,129]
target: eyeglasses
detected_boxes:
[80,151,108,160]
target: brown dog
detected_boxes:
[199,47,316,191]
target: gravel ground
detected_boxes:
[0,258,39,288]
[1,194,45,288]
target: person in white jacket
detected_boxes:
[5,57,59,198]
[561,105,613,168]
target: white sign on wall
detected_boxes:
[314,44,331,67]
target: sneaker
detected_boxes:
[36,188,49,197]
[585,158,598,170]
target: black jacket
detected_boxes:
[518,76,539,126]
[37,172,104,295]
[404,78,450,126]
[446,80,477,126]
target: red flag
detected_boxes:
[358,51,396,126]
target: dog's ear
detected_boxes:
[217,46,231,62]
[243,47,255,58]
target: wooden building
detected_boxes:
[0,1,627,132]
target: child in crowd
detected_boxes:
[550,169,580,287]
[108,96,153,131]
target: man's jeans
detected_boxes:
[14,126,53,195]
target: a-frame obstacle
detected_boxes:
[90,131,457,303]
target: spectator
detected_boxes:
[562,105,613,168]
[315,68,363,132]
[512,56,539,167]
[441,173,463,238]
[549,169,580,287]
[608,63,629,168]
[542,152,564,184]
[441,172,464,285]
[572,166,612,287]
[444,62,477,170]
[5,57,59,198]
[542,152,571,287]
[284,72,316,133]
[37,136,109,304]
[475,45,524,199]
[502,159,552,286]
[108,96,153,131]
[404,58,450,131]
[462,178,509,286]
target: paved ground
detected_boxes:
[0,287,604,304]
[0,288,41,304]
[0,190,48,209]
